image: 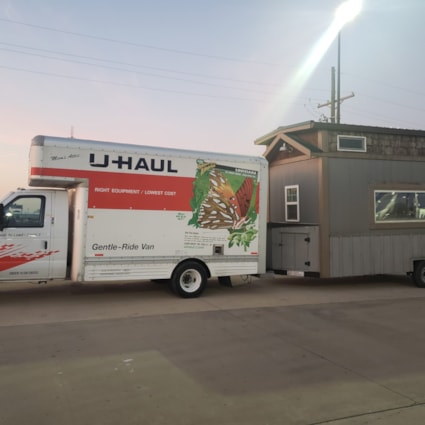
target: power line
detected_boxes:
[0,42,283,94]
[5,18,423,119]
[0,63,273,102]
[0,41,280,87]
[0,17,276,66]
[344,72,425,98]
[0,63,316,108]
[343,106,423,129]
[3,45,424,119]
[358,93,425,113]
[0,46,276,95]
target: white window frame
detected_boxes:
[337,135,367,152]
[285,185,300,222]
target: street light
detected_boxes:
[335,0,362,123]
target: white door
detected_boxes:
[0,193,57,281]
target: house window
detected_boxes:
[285,185,299,222]
[337,135,366,152]
[375,190,425,223]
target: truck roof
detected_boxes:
[32,135,266,165]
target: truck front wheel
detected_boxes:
[413,261,425,288]
[171,262,207,298]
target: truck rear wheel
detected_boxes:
[171,262,207,298]
[413,261,425,288]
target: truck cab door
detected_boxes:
[0,192,66,281]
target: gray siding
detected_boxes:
[327,158,425,235]
[269,159,320,224]
[330,234,425,277]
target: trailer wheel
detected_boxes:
[171,262,207,298]
[413,261,425,288]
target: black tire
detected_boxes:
[413,261,425,288]
[218,276,232,287]
[171,262,208,298]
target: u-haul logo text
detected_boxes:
[89,154,178,173]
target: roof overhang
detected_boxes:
[254,121,316,146]
[263,132,315,161]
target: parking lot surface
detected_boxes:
[1,275,425,425]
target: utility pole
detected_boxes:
[318,66,354,123]
[337,31,341,123]
[331,66,336,123]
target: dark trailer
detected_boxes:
[256,121,425,287]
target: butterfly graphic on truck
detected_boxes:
[188,162,260,251]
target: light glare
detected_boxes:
[269,0,362,122]
[335,0,363,29]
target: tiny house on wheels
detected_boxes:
[256,121,425,287]
[0,136,268,297]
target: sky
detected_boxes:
[1,0,424,196]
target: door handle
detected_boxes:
[43,241,48,250]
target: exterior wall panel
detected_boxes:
[328,158,425,235]
[330,234,425,277]
[269,159,320,224]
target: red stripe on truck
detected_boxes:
[31,167,195,211]
[0,244,59,272]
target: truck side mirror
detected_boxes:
[0,204,4,231]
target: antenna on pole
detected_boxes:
[70,126,74,139]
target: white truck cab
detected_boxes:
[0,189,68,282]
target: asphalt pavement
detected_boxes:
[1,275,425,425]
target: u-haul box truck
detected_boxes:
[0,136,268,297]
